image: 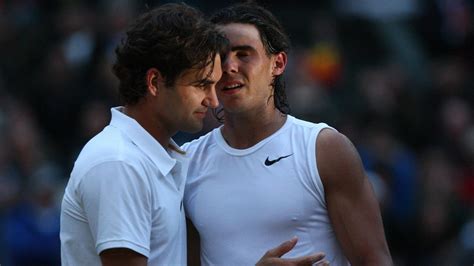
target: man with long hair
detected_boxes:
[183,3,393,265]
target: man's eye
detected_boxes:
[196,84,209,90]
[237,52,249,58]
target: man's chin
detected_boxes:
[182,123,203,134]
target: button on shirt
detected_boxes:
[60,107,187,265]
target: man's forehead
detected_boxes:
[178,56,221,84]
[218,23,261,42]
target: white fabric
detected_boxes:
[183,115,349,266]
[60,107,187,266]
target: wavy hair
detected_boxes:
[113,3,228,105]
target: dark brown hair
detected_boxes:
[113,3,228,105]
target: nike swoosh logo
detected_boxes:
[264,154,293,166]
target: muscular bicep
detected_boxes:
[100,248,147,266]
[316,129,392,265]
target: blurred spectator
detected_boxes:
[413,147,467,265]
[0,97,63,265]
[4,164,62,266]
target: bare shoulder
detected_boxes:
[316,128,366,189]
[316,128,355,158]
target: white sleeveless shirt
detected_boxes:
[183,115,349,266]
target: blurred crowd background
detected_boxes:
[0,0,473,265]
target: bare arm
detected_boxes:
[100,248,147,266]
[317,129,392,266]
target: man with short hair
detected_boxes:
[183,3,393,265]
[60,3,226,265]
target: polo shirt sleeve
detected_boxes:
[78,160,152,257]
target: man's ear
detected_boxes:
[272,52,287,76]
[146,68,164,96]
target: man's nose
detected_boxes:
[204,86,219,108]
[222,55,238,74]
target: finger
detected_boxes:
[314,259,330,266]
[263,237,298,258]
[290,252,326,266]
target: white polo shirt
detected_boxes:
[60,107,187,265]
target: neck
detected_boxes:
[123,104,174,149]
[221,108,287,149]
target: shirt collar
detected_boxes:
[109,106,181,177]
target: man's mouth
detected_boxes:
[222,82,244,91]
[194,111,207,118]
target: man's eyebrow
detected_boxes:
[231,45,255,52]
[190,78,215,86]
